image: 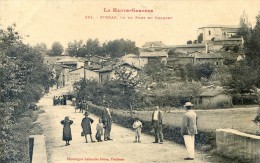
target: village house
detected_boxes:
[96,62,141,83]
[139,50,168,65]
[142,41,165,50]
[121,54,147,68]
[193,52,224,66]
[167,44,206,53]
[55,57,84,69]
[85,55,110,66]
[167,51,224,66]
[67,67,99,84]
[197,25,239,41]
[197,86,232,108]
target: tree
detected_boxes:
[143,61,169,82]
[103,39,139,58]
[48,41,64,56]
[33,43,48,56]
[187,40,192,44]
[85,39,102,57]
[185,63,215,81]
[222,61,257,104]
[66,40,86,57]
[198,33,203,43]
[0,24,54,162]
[243,12,260,87]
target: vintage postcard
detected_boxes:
[1,0,260,163]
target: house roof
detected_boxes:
[96,62,141,73]
[122,54,139,58]
[142,41,165,48]
[139,51,168,57]
[166,44,206,49]
[199,86,226,97]
[214,38,243,41]
[194,52,223,59]
[55,57,80,63]
[198,25,239,29]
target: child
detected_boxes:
[96,119,104,142]
[132,118,143,143]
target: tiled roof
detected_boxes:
[55,57,80,63]
[199,87,225,97]
[96,62,141,73]
[214,38,243,41]
[139,51,168,57]
[122,54,139,58]
[142,41,165,48]
[166,44,206,48]
[194,52,223,59]
[198,25,239,29]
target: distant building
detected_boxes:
[197,86,232,108]
[55,57,84,69]
[96,62,141,83]
[142,41,165,50]
[68,67,99,84]
[168,51,223,66]
[197,25,239,41]
[139,50,168,65]
[122,54,147,68]
[167,44,206,53]
[85,55,110,66]
[193,52,224,66]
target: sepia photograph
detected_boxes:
[1,0,260,162]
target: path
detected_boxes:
[36,87,220,163]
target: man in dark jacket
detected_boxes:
[151,106,163,144]
[102,106,113,141]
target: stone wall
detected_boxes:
[216,129,260,162]
[29,135,47,163]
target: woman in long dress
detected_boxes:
[61,116,73,146]
[81,112,95,143]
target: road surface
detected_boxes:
[36,86,225,163]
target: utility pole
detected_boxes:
[84,62,86,81]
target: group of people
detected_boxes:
[53,95,67,106]
[72,98,88,113]
[60,106,113,145]
[60,102,198,161]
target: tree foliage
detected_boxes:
[0,24,54,162]
[73,66,141,113]
[198,33,203,43]
[48,41,64,56]
[66,38,138,58]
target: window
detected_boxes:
[209,30,211,35]
[216,62,218,65]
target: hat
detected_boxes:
[65,116,69,120]
[84,112,90,116]
[184,102,193,107]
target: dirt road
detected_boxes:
[36,87,221,163]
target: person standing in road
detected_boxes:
[132,118,143,143]
[181,102,198,161]
[102,106,113,141]
[151,106,163,144]
[95,118,104,142]
[81,112,95,143]
[60,116,73,146]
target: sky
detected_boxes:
[0,0,260,48]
